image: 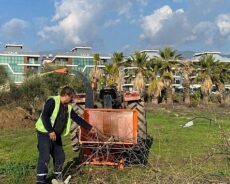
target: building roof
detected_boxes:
[192,51,230,62]
[52,54,111,61]
[52,46,111,61]
[0,52,40,57]
[140,49,159,53]
[71,46,92,52]
[0,44,40,57]
[5,44,23,49]
[193,51,221,57]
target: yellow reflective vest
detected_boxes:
[35,96,72,136]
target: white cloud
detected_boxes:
[140,5,187,46]
[117,1,132,17]
[38,0,148,48]
[38,0,101,46]
[191,21,217,45]
[216,14,230,36]
[140,5,173,38]
[1,18,28,37]
[104,19,120,28]
[137,0,149,6]
[140,2,230,50]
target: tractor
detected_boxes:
[69,70,149,169]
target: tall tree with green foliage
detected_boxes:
[147,58,164,104]
[157,47,182,104]
[179,61,194,104]
[111,52,124,91]
[198,54,215,104]
[102,64,114,87]
[89,53,102,90]
[130,51,149,95]
[198,54,229,104]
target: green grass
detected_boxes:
[0,110,229,183]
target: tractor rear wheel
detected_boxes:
[70,104,85,152]
[125,99,150,165]
[126,99,147,139]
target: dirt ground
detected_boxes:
[0,106,35,129]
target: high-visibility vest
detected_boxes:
[35,96,72,136]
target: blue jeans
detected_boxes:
[36,132,65,183]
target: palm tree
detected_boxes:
[130,51,149,95]
[157,47,182,104]
[147,58,164,104]
[93,53,100,66]
[217,63,230,103]
[112,52,124,92]
[102,64,115,87]
[197,54,223,104]
[179,61,194,104]
[207,59,229,104]
[148,78,164,104]
[89,53,102,90]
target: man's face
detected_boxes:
[63,95,73,104]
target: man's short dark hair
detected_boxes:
[60,86,75,97]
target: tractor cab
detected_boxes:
[99,87,121,108]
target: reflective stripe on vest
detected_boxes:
[35,96,72,136]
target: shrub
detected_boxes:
[0,91,13,106]
[42,73,84,95]
[1,70,85,112]
[18,75,49,113]
[190,90,201,107]
[0,65,9,85]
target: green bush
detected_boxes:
[190,90,201,107]
[172,92,183,103]
[0,65,9,85]
[17,75,49,113]
[42,73,84,95]
[0,91,13,106]
[0,83,19,106]
[0,71,85,112]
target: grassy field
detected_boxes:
[0,107,229,184]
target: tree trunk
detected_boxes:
[151,96,158,104]
[184,87,190,104]
[166,87,173,104]
[216,82,225,104]
[203,95,209,104]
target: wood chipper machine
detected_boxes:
[79,108,138,169]
[69,70,150,169]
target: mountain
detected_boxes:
[178,51,196,59]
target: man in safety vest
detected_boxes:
[35,86,95,184]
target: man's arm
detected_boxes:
[71,110,93,130]
[41,98,55,133]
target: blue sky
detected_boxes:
[0,0,230,54]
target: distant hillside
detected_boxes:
[178,51,196,59]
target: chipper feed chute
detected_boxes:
[79,109,138,169]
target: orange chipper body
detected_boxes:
[79,109,138,169]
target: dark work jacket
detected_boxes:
[41,98,92,135]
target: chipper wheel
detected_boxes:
[70,104,85,152]
[125,99,151,165]
[126,99,147,139]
